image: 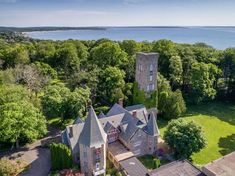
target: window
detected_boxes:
[147,85,150,91]
[83,151,87,158]
[96,162,100,171]
[139,64,142,71]
[149,84,155,91]
[150,75,153,81]
[150,64,153,71]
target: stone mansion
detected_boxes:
[62,53,160,176]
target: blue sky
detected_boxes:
[0,0,235,27]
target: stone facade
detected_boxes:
[79,144,106,176]
[135,52,159,93]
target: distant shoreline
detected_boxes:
[1,26,235,33]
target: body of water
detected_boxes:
[25,27,235,49]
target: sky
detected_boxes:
[0,0,235,27]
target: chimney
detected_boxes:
[118,98,124,107]
[132,111,137,117]
[69,126,73,138]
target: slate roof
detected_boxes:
[79,106,107,148]
[119,120,139,141]
[103,121,114,133]
[125,104,145,111]
[98,112,106,119]
[106,103,127,116]
[149,160,206,176]
[119,157,148,176]
[66,123,84,151]
[143,112,159,136]
[202,151,235,176]
[74,116,83,124]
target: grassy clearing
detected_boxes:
[158,101,235,166]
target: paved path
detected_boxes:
[19,148,51,176]
[1,125,61,176]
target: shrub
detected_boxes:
[50,143,73,171]
[0,157,21,176]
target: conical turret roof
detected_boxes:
[79,106,107,147]
[145,112,159,136]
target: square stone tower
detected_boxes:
[135,52,159,93]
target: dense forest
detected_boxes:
[0,32,235,148]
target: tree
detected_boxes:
[0,84,31,105]
[169,55,183,88]
[219,48,235,101]
[98,66,125,104]
[33,41,56,63]
[64,87,91,119]
[157,73,186,119]
[1,44,30,68]
[50,143,73,171]
[0,101,47,148]
[152,40,177,78]
[164,119,206,159]
[33,61,58,79]
[54,43,80,76]
[42,84,90,119]
[120,40,140,56]
[91,41,127,68]
[14,64,50,94]
[188,62,221,104]
[177,46,196,93]
[42,84,70,118]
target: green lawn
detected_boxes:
[158,101,235,166]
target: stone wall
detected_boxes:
[135,52,158,93]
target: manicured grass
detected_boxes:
[158,101,235,166]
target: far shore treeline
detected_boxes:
[0,31,234,148]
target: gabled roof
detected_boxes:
[98,112,106,119]
[103,121,114,133]
[143,112,159,136]
[106,103,127,116]
[99,113,125,128]
[119,120,139,141]
[202,151,235,176]
[149,160,205,176]
[66,123,84,150]
[79,106,107,148]
[125,104,145,111]
[74,116,83,124]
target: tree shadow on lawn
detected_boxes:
[218,134,235,156]
[183,101,235,126]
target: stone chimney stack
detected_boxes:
[118,98,124,107]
